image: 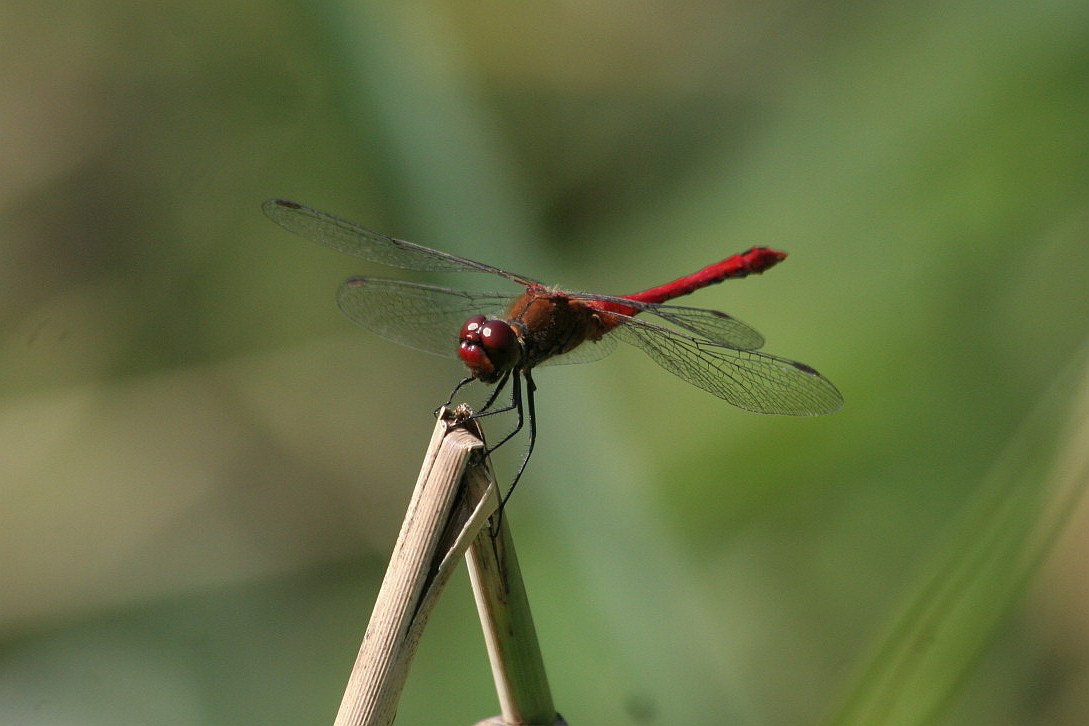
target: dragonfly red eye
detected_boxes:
[459,317,519,380]
[459,314,487,340]
[480,319,518,364]
[458,339,490,371]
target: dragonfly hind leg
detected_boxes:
[499,369,536,509]
[455,368,537,532]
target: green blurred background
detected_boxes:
[3,1,1089,724]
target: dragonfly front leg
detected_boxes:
[475,370,513,416]
[437,375,476,415]
[438,367,511,418]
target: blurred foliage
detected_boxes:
[1,0,1088,724]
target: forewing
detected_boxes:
[610,318,843,415]
[335,277,518,359]
[264,200,540,284]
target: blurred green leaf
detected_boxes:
[824,343,1089,726]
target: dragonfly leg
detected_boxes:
[451,368,539,532]
[475,368,524,452]
[475,370,513,415]
[439,369,513,419]
[487,370,536,534]
[438,375,476,412]
[499,370,536,510]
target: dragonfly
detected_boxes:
[264,199,842,504]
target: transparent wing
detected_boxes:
[610,317,843,415]
[563,291,766,350]
[267,200,770,351]
[264,199,541,285]
[335,277,620,366]
[538,334,619,366]
[335,277,519,359]
[644,304,765,349]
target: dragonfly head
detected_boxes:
[458,314,520,383]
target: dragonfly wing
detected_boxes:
[264,200,541,284]
[335,277,518,359]
[643,304,765,350]
[537,334,619,367]
[610,318,842,415]
[574,292,765,350]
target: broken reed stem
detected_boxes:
[333,411,494,726]
[331,409,561,726]
[466,493,561,726]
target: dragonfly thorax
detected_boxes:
[458,314,522,383]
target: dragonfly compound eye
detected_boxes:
[479,320,518,368]
[459,314,487,341]
[458,316,519,379]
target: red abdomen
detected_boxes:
[591,247,786,319]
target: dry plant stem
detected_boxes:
[333,411,497,726]
[466,491,562,726]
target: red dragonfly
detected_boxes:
[264,199,842,499]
